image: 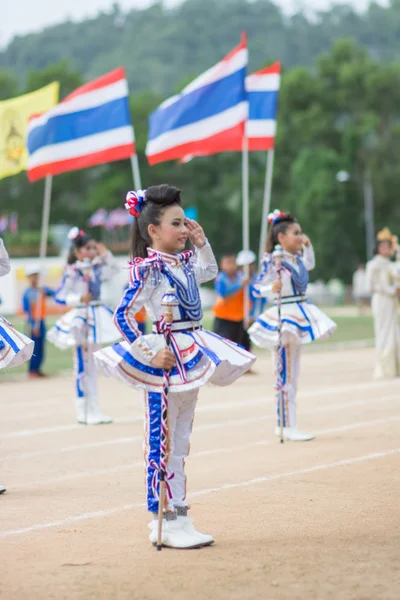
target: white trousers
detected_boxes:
[275,344,301,428]
[144,389,198,513]
[74,344,104,420]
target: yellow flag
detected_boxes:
[0,82,59,180]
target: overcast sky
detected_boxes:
[1,0,388,48]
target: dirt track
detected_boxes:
[1,346,399,599]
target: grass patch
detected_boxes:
[1,312,379,378]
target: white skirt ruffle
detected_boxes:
[249,301,336,349]
[47,303,121,350]
[0,315,34,369]
[94,328,255,393]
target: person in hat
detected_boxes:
[212,254,251,350]
[236,249,267,325]
[22,265,55,379]
[366,228,400,379]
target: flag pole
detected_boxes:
[258,149,275,262]
[130,154,142,190]
[242,131,251,328]
[39,175,53,260]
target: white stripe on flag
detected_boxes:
[246,73,280,92]
[27,80,129,132]
[246,120,277,138]
[158,48,248,110]
[146,102,247,156]
[28,126,134,168]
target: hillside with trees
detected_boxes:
[1,1,400,281]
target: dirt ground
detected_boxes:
[1,346,400,600]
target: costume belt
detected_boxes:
[76,300,103,308]
[151,319,202,382]
[277,295,308,305]
[152,319,202,334]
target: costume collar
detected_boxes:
[147,247,191,266]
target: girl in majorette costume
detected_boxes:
[94,185,255,550]
[249,210,336,442]
[0,237,34,495]
[47,229,120,425]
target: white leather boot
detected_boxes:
[275,426,315,441]
[176,515,214,546]
[148,517,209,549]
[86,396,112,425]
[75,396,88,424]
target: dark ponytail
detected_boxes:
[129,184,182,259]
[67,230,93,264]
[266,213,297,254]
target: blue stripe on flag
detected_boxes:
[148,68,246,140]
[248,90,278,121]
[27,97,131,154]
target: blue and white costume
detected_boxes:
[47,252,120,424]
[249,244,336,429]
[0,238,34,370]
[94,243,255,513]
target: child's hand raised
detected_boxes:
[96,242,108,258]
[302,234,311,248]
[186,219,206,248]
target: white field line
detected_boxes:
[1,446,399,538]
[5,393,399,459]
[9,414,400,489]
[2,374,399,415]
[3,378,400,438]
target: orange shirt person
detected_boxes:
[212,255,250,350]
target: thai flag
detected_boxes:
[146,35,248,165]
[26,68,135,182]
[246,62,280,151]
[179,61,281,162]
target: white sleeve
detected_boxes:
[0,238,11,277]
[253,256,274,297]
[366,260,396,296]
[114,268,160,364]
[54,268,83,307]
[100,251,120,282]
[192,241,219,284]
[302,244,316,271]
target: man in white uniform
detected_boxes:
[366,228,400,379]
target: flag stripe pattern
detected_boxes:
[27,68,135,182]
[146,36,248,165]
[246,62,281,151]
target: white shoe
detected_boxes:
[86,411,113,425]
[275,426,315,441]
[0,485,6,495]
[75,397,88,424]
[177,516,214,546]
[148,518,209,549]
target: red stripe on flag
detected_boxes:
[222,32,247,63]
[252,62,281,76]
[27,143,135,182]
[147,123,245,165]
[248,137,276,151]
[63,67,127,103]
